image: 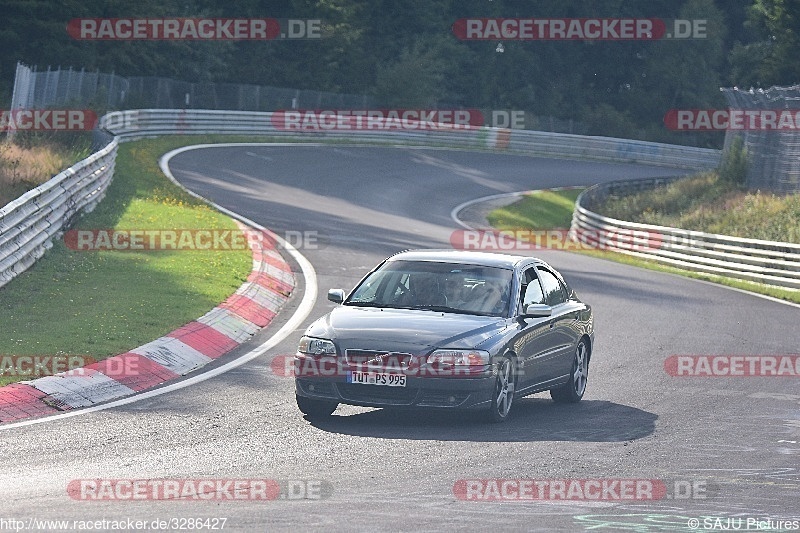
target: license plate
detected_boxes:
[347,371,406,387]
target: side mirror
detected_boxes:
[520,303,552,318]
[327,289,346,304]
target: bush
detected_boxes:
[718,136,748,186]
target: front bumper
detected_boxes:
[294,355,497,410]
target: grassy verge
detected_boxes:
[0,135,262,386]
[594,171,800,243]
[1,136,91,207]
[486,187,800,305]
[487,188,583,230]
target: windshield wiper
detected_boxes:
[344,301,389,308]
[346,302,495,316]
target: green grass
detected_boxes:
[0,135,257,386]
[488,186,800,305]
[487,188,583,230]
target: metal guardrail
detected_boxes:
[100,108,526,151]
[0,137,117,288]
[0,107,745,291]
[100,109,721,169]
[571,178,800,289]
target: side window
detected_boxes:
[520,267,544,307]
[537,268,567,306]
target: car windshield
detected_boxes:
[346,260,513,317]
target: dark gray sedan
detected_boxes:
[294,249,594,422]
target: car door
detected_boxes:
[511,266,561,393]
[537,267,582,382]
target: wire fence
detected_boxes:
[10,62,129,110]
[9,62,594,136]
[721,86,800,194]
[10,62,374,113]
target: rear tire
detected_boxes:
[550,339,589,403]
[296,395,338,418]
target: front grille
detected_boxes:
[344,350,414,369]
[336,383,419,405]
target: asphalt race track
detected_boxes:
[2,144,799,532]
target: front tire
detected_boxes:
[550,339,589,403]
[296,395,338,418]
[488,355,515,423]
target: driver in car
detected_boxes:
[398,272,447,307]
[444,272,471,309]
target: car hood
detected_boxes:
[304,305,507,354]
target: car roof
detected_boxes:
[386,249,545,270]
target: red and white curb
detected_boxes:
[0,221,294,423]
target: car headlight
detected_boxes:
[427,349,490,366]
[298,336,337,356]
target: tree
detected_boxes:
[729,0,800,87]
